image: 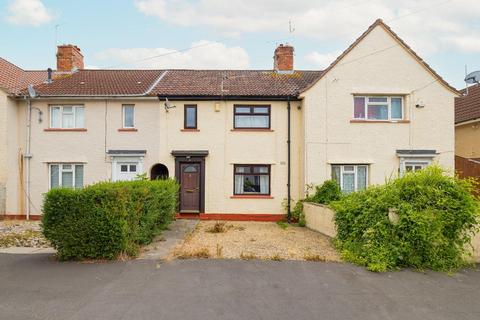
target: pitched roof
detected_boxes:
[300,19,458,95]
[0,58,49,94]
[455,85,480,124]
[27,69,322,98]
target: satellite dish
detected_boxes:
[27,84,37,98]
[465,71,480,84]
[164,98,176,112]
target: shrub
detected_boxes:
[308,180,342,205]
[42,179,178,260]
[331,165,480,272]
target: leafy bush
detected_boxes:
[331,165,479,272]
[308,180,342,205]
[42,179,178,260]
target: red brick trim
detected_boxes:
[1,214,42,221]
[118,128,138,132]
[180,129,200,132]
[230,129,274,132]
[350,120,410,124]
[44,128,87,132]
[230,195,274,199]
[176,213,285,222]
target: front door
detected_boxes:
[180,163,201,213]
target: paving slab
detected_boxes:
[139,219,198,260]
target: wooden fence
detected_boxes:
[455,156,480,194]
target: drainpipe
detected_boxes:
[25,98,32,220]
[287,97,292,222]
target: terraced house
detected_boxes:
[0,20,458,220]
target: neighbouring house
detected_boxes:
[0,19,458,220]
[455,84,480,182]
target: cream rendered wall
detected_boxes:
[301,25,456,188]
[455,121,480,158]
[0,90,7,214]
[12,98,302,215]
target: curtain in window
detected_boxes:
[62,110,74,128]
[391,98,402,119]
[234,174,245,194]
[259,175,269,194]
[235,115,269,128]
[124,106,134,127]
[367,105,388,120]
[75,107,85,128]
[51,107,61,128]
[357,166,367,190]
[354,97,365,118]
[342,173,355,193]
[50,165,59,188]
[331,165,341,184]
[75,165,84,188]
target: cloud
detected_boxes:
[6,0,53,26]
[134,0,480,54]
[305,50,342,69]
[95,40,250,69]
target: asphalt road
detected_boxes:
[1,254,479,320]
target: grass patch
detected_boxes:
[303,253,326,262]
[0,230,45,247]
[269,254,284,261]
[240,251,258,260]
[206,221,228,233]
[175,247,211,259]
[276,221,289,230]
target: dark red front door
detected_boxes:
[180,163,201,213]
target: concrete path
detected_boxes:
[139,219,198,260]
[0,247,55,254]
[1,254,479,320]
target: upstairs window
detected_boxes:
[234,105,270,129]
[184,105,197,129]
[49,164,84,189]
[234,164,270,195]
[331,164,368,193]
[354,96,403,121]
[50,105,85,128]
[122,105,135,128]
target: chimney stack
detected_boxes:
[273,44,294,73]
[56,45,84,72]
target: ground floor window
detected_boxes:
[234,164,270,195]
[331,164,368,193]
[404,161,428,172]
[115,162,140,181]
[49,164,84,189]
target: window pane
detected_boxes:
[75,107,85,128]
[51,107,61,128]
[235,107,251,114]
[185,107,196,128]
[391,98,402,119]
[63,106,73,113]
[253,166,268,173]
[235,166,250,174]
[123,105,134,128]
[357,166,367,190]
[343,165,354,172]
[253,107,269,114]
[368,97,388,103]
[354,97,365,119]
[62,113,74,128]
[129,165,137,172]
[259,175,269,194]
[75,165,84,188]
[342,173,355,193]
[235,115,269,128]
[62,164,72,170]
[121,165,128,172]
[331,165,341,184]
[367,105,388,120]
[50,165,59,188]
[62,171,73,188]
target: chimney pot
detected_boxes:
[56,44,84,72]
[273,44,294,73]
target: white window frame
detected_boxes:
[399,159,431,176]
[354,96,404,121]
[50,105,85,128]
[111,156,144,182]
[122,105,135,128]
[48,163,84,189]
[332,164,368,193]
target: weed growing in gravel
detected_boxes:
[276,221,288,230]
[175,247,211,259]
[240,251,258,260]
[269,254,284,261]
[303,253,326,262]
[206,221,228,233]
[216,244,223,258]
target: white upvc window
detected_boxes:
[50,105,85,128]
[49,164,84,189]
[353,96,403,121]
[122,105,135,128]
[331,164,368,193]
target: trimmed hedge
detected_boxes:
[331,165,480,272]
[42,179,178,260]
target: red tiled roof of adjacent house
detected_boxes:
[455,85,480,124]
[26,69,323,98]
[0,57,49,94]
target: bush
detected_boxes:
[42,179,178,260]
[331,166,480,272]
[308,180,342,205]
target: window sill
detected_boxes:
[350,119,410,124]
[230,195,274,199]
[231,129,274,132]
[118,128,138,132]
[181,129,200,132]
[44,128,87,132]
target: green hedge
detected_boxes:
[42,179,179,260]
[331,165,480,272]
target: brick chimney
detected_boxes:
[56,45,84,72]
[273,44,294,73]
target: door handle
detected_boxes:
[185,188,199,193]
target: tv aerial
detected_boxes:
[465,71,480,84]
[164,98,176,112]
